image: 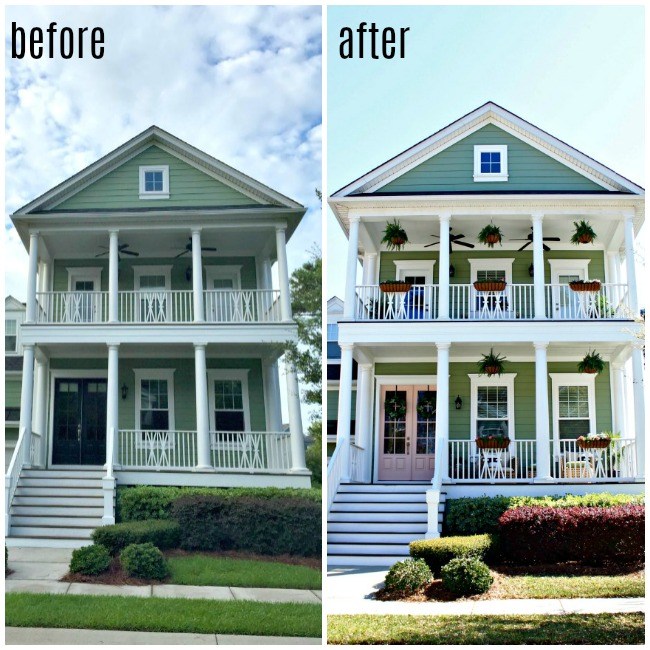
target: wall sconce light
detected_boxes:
[185,267,192,282]
[455,395,463,410]
[121,383,129,400]
[528,263,534,278]
[449,264,456,278]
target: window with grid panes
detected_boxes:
[476,386,508,437]
[5,319,17,352]
[476,270,506,282]
[139,379,169,430]
[558,385,591,438]
[214,379,245,431]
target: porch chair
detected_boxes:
[560,452,594,479]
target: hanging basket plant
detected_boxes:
[474,279,507,292]
[416,394,437,420]
[475,435,511,450]
[379,280,413,293]
[477,223,503,248]
[578,350,605,375]
[568,279,602,293]
[478,348,506,377]
[381,220,409,251]
[576,433,612,450]
[571,220,597,245]
[384,392,407,420]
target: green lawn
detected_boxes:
[328,613,645,645]
[6,593,322,638]
[167,555,322,589]
[492,574,644,599]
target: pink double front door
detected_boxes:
[378,384,436,481]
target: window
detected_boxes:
[474,145,508,182]
[208,370,251,433]
[550,373,597,444]
[134,369,175,432]
[5,319,17,352]
[327,323,339,341]
[469,373,516,443]
[139,165,169,199]
[476,270,506,282]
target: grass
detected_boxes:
[167,554,322,589]
[327,613,645,645]
[6,593,322,638]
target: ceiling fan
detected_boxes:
[510,227,561,252]
[174,237,217,259]
[95,242,140,260]
[424,230,475,254]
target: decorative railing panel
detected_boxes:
[448,439,537,481]
[36,291,109,324]
[118,430,198,469]
[545,283,630,320]
[327,443,344,512]
[551,438,637,481]
[204,290,282,323]
[350,443,364,482]
[210,431,291,472]
[118,291,194,323]
[355,285,438,320]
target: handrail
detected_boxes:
[5,427,27,535]
[327,443,344,513]
[349,443,365,482]
[106,426,114,479]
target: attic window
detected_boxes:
[139,165,169,199]
[473,145,508,182]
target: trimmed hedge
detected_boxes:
[384,558,432,595]
[445,493,644,536]
[410,534,494,575]
[441,557,493,596]
[117,485,321,522]
[69,544,111,576]
[121,543,169,580]
[171,495,320,557]
[91,519,181,556]
[497,505,645,565]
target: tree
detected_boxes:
[305,420,322,485]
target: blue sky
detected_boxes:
[327,5,645,296]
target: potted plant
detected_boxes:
[381,220,409,251]
[571,220,597,245]
[474,279,507,292]
[578,350,605,374]
[568,279,602,292]
[576,432,612,450]
[477,223,503,248]
[475,434,511,450]
[379,279,413,293]
[478,349,506,376]
[384,392,407,420]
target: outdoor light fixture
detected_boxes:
[449,264,455,278]
[185,266,192,282]
[455,395,463,410]
[528,263,534,277]
[121,383,128,400]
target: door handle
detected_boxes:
[406,439,411,454]
[77,423,82,442]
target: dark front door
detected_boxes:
[52,378,107,465]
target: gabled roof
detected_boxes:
[5,295,26,311]
[14,126,303,215]
[327,296,344,314]
[332,102,644,197]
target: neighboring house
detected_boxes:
[327,102,645,565]
[5,296,26,470]
[327,296,357,457]
[5,126,310,547]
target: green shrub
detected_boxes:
[410,534,494,575]
[171,495,320,557]
[117,485,321,522]
[69,544,111,576]
[91,519,180,556]
[120,543,169,580]
[384,558,432,595]
[445,494,644,536]
[441,557,493,596]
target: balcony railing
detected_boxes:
[204,289,281,323]
[36,291,109,324]
[118,430,198,469]
[550,438,637,481]
[449,440,537,481]
[545,283,630,320]
[355,284,438,320]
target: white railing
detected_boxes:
[204,290,282,323]
[551,438,637,481]
[35,291,109,324]
[545,283,630,320]
[118,291,194,323]
[5,427,27,535]
[355,285,438,320]
[210,431,291,472]
[448,439,537,482]
[118,430,198,469]
[29,431,42,467]
[327,443,344,512]
[449,284,535,320]
[350,443,364,482]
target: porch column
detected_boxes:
[356,363,373,482]
[262,359,283,431]
[18,345,35,467]
[624,213,639,313]
[106,344,120,468]
[344,217,360,318]
[631,347,645,477]
[33,353,48,467]
[606,251,620,286]
[194,343,211,470]
[437,213,450,320]
[611,361,626,436]
[337,343,354,481]
[434,342,450,480]
[26,232,39,323]
[285,360,307,472]
[532,213,547,319]
[191,228,205,322]
[108,230,119,323]
[275,227,292,321]
[533,342,552,481]
[362,253,377,285]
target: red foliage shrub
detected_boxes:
[497,505,644,565]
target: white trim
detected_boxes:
[468,373,517,444]
[549,372,597,447]
[139,165,170,199]
[473,144,508,182]
[207,369,251,432]
[393,259,436,284]
[66,267,102,292]
[205,265,242,290]
[548,258,592,283]
[133,368,176,431]
[132,265,172,290]
[468,258,515,284]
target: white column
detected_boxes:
[606,251,620,286]
[285,360,307,472]
[336,344,354,481]
[108,230,119,323]
[364,253,378,286]
[434,342,450,480]
[344,217,360,318]
[356,363,373,482]
[191,229,205,322]
[26,233,39,323]
[275,227,292,321]
[106,344,120,468]
[532,213,547,320]
[262,359,282,431]
[19,345,36,467]
[33,355,48,467]
[534,342,552,481]
[194,344,211,469]
[42,260,52,294]
[437,214,450,320]
[262,258,274,292]
[631,347,645,477]
[611,362,626,436]
[624,213,639,313]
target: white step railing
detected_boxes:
[350,443,365,482]
[210,431,291,471]
[117,430,198,469]
[355,285,438,320]
[449,284,535,320]
[327,443,344,512]
[448,439,537,481]
[36,291,109,324]
[204,290,282,323]
[118,291,194,323]
[545,283,630,320]
[5,427,27,535]
[551,438,637,481]
[29,431,42,467]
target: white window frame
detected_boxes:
[468,258,515,285]
[548,259,591,284]
[134,369,176,432]
[139,165,169,199]
[5,319,18,354]
[550,373,597,446]
[473,144,508,182]
[393,260,436,285]
[133,265,172,291]
[66,267,102,292]
[469,373,517,447]
[205,265,242,291]
[208,369,251,433]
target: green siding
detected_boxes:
[378,124,606,193]
[327,388,356,420]
[5,426,19,442]
[55,146,264,210]
[5,379,22,408]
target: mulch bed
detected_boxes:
[62,556,161,586]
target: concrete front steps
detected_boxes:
[7,469,105,548]
[328,484,445,566]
